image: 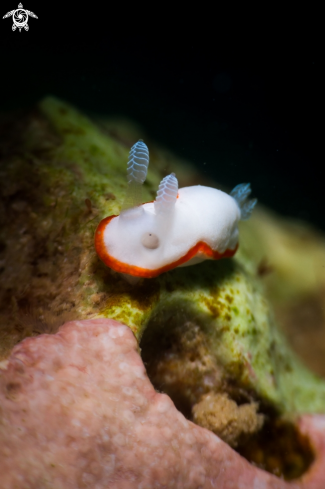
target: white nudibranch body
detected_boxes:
[95,140,257,279]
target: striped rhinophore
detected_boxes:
[154,173,178,214]
[95,138,257,281]
[127,140,149,184]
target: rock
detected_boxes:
[1,98,325,480]
[0,318,324,488]
[239,207,325,303]
[239,208,325,378]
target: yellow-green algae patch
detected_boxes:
[142,260,325,415]
[0,97,324,418]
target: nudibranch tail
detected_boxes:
[230,183,257,221]
[122,140,149,211]
[154,173,178,214]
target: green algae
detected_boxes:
[141,261,325,415]
[1,96,325,418]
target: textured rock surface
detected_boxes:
[1,97,325,421]
[0,318,325,489]
[239,208,325,379]
[239,207,325,304]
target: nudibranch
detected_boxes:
[95,140,257,279]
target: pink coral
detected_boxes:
[0,318,324,488]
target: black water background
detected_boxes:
[0,8,323,230]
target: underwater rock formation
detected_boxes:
[1,98,325,483]
[0,318,325,488]
[0,97,324,414]
[239,208,325,378]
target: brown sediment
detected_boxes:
[0,104,159,355]
[140,315,315,481]
[0,109,101,358]
[192,392,264,447]
[237,416,315,481]
[141,318,223,418]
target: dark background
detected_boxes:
[1,5,323,230]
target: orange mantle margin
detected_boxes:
[94,215,238,278]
